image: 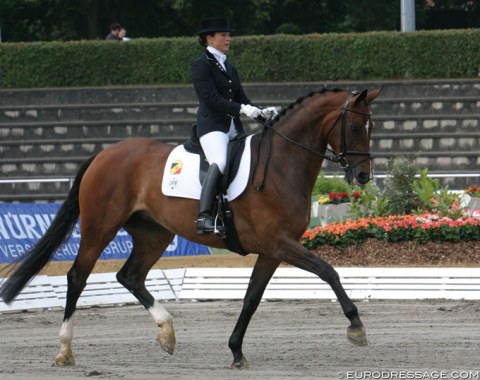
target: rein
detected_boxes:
[251,91,372,191]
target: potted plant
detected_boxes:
[310,173,353,227]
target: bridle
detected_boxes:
[324,92,373,173]
[251,91,373,190]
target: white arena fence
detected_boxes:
[1,267,479,312]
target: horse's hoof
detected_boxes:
[157,320,176,355]
[54,352,76,366]
[347,326,368,347]
[230,356,249,369]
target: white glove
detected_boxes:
[240,104,263,119]
[262,106,278,120]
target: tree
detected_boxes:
[1,0,477,43]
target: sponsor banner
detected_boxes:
[0,203,210,263]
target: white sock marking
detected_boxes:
[59,314,75,343]
[148,300,172,325]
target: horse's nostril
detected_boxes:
[356,172,370,185]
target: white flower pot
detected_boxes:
[310,199,351,227]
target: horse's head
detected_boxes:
[324,88,381,185]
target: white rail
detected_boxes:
[0,269,185,313]
[180,267,480,301]
[1,267,479,313]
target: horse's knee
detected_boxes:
[66,267,77,284]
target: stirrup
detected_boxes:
[213,214,226,238]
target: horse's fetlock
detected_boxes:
[345,306,361,324]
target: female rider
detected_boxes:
[192,17,277,235]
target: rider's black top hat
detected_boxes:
[196,17,233,35]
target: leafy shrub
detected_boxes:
[413,170,463,218]
[345,156,464,220]
[348,182,387,218]
[312,172,350,196]
[2,29,480,88]
[381,156,420,215]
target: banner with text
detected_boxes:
[0,203,210,263]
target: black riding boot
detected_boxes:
[196,163,224,235]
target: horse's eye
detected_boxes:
[350,124,363,134]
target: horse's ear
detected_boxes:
[354,89,368,105]
[354,88,381,105]
[365,88,382,104]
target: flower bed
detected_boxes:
[302,213,480,249]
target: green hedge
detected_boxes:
[1,29,480,88]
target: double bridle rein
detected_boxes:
[251,91,372,190]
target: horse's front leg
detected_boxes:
[229,254,280,369]
[279,239,367,346]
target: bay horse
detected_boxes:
[0,87,380,368]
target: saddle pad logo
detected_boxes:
[170,160,183,175]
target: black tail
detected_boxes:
[0,155,96,304]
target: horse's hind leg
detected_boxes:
[117,215,176,355]
[229,254,281,369]
[55,229,119,366]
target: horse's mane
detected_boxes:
[270,87,344,125]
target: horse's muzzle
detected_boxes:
[355,171,371,185]
[346,170,371,186]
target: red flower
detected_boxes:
[328,192,339,201]
[465,185,480,197]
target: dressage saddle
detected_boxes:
[183,125,247,255]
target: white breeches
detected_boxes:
[199,122,238,174]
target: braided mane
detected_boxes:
[271,87,344,125]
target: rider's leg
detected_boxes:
[196,131,228,235]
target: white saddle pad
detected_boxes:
[161,135,253,201]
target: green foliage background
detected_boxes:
[1,29,480,88]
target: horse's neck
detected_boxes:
[275,113,329,181]
[253,119,328,201]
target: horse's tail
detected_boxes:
[0,155,96,304]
